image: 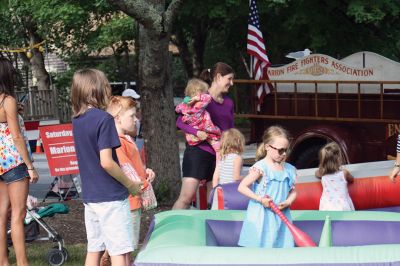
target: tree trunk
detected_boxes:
[108,0,183,203]
[173,28,194,78]
[138,24,181,203]
[29,32,50,90]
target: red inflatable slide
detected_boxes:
[292,175,400,210]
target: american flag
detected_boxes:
[247,0,273,110]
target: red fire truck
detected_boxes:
[235,52,400,169]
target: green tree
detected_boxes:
[256,0,400,62]
[108,0,183,202]
[0,0,50,90]
[172,0,400,79]
[31,0,138,83]
[172,0,250,78]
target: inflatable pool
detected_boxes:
[134,210,400,265]
[211,160,400,210]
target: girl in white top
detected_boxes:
[316,142,355,211]
[212,128,245,187]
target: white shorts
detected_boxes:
[84,199,134,256]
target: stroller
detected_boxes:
[7,203,69,266]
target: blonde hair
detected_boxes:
[184,78,209,98]
[220,128,245,157]
[107,96,137,117]
[255,125,290,161]
[316,142,343,178]
[71,69,112,117]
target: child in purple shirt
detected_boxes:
[173,62,235,210]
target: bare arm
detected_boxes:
[212,163,220,188]
[278,188,297,210]
[315,169,322,179]
[100,148,142,196]
[389,153,400,182]
[343,168,354,183]
[5,97,38,183]
[232,156,243,181]
[238,168,271,208]
[278,171,298,210]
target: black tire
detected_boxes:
[53,246,68,262]
[294,145,323,169]
[47,248,65,266]
[61,247,68,262]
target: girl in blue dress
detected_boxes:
[238,125,297,248]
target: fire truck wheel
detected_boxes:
[294,145,322,169]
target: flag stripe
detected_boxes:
[247,0,272,104]
[247,38,267,56]
[247,47,270,63]
[248,25,266,47]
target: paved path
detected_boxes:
[30,153,54,200]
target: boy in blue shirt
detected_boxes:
[71,69,142,266]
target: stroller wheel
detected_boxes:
[62,247,68,262]
[47,248,65,266]
[52,246,68,262]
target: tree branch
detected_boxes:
[108,0,161,32]
[164,0,184,33]
[171,28,193,78]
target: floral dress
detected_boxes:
[175,93,221,146]
[238,160,296,248]
[319,170,354,211]
[0,118,31,175]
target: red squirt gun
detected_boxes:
[265,197,317,247]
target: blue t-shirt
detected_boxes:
[72,108,128,203]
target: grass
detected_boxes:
[8,243,86,266]
[8,243,140,265]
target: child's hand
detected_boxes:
[196,131,207,140]
[389,167,400,182]
[188,95,200,105]
[127,180,143,196]
[146,168,156,183]
[278,200,292,210]
[260,197,272,208]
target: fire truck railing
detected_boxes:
[233,79,400,123]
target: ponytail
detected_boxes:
[255,142,266,161]
[199,62,234,86]
[199,69,212,86]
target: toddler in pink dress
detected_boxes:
[315,142,355,211]
[175,79,221,158]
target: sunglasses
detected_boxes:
[269,145,288,155]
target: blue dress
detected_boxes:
[238,160,296,248]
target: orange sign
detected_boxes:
[39,123,79,176]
